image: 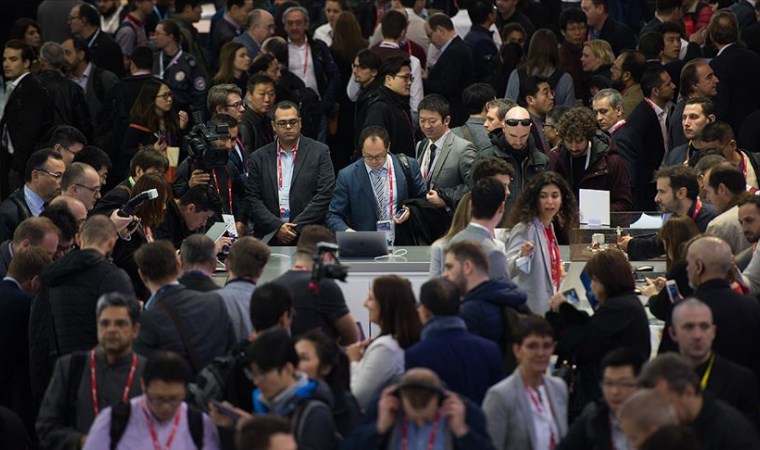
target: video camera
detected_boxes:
[182,123,231,171]
[309,242,349,294]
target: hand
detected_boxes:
[155,139,168,155]
[639,280,660,297]
[235,221,245,237]
[690,27,706,45]
[549,291,568,312]
[80,434,87,447]
[346,339,368,362]
[442,392,469,438]
[520,241,534,258]
[376,386,401,434]
[178,110,190,129]
[559,259,567,282]
[109,210,139,234]
[426,190,446,208]
[189,169,210,188]
[208,401,251,429]
[276,223,298,244]
[617,235,633,252]
[215,236,234,255]
[392,206,410,224]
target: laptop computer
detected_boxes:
[336,231,388,258]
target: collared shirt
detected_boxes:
[716,42,735,58]
[468,221,495,238]
[81,395,220,450]
[288,40,320,97]
[313,23,333,46]
[365,154,399,213]
[2,276,22,290]
[24,184,46,216]
[144,282,180,310]
[71,62,93,92]
[279,145,297,194]
[526,383,559,450]
[609,411,633,450]
[646,98,669,152]
[394,415,448,450]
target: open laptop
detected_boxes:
[336,231,388,258]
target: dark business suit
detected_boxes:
[326,155,426,232]
[731,0,758,29]
[0,241,12,278]
[596,16,637,56]
[85,29,125,78]
[414,131,476,209]
[709,44,760,134]
[0,75,54,195]
[424,37,473,127]
[696,353,760,427]
[0,279,34,432]
[245,136,335,242]
[614,100,665,211]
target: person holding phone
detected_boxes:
[547,249,651,413]
[342,368,495,450]
[505,172,578,315]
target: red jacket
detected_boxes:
[548,130,633,212]
[683,3,712,38]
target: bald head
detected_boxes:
[619,388,679,448]
[503,106,532,150]
[399,368,443,388]
[685,236,732,287]
[505,106,531,121]
[50,195,88,229]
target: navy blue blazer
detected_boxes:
[405,323,505,405]
[326,155,426,232]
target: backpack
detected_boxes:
[186,343,249,412]
[292,86,322,140]
[109,400,203,450]
[291,397,343,445]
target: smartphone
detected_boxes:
[211,401,241,421]
[562,288,580,305]
[665,280,682,303]
[580,270,599,311]
[394,209,406,219]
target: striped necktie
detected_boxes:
[371,168,389,220]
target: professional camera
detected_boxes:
[309,242,349,293]
[182,123,231,171]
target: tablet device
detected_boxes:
[205,221,228,243]
[336,231,388,258]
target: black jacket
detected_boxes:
[178,271,220,293]
[693,279,760,384]
[597,17,637,56]
[154,199,194,249]
[93,179,132,216]
[0,188,32,243]
[696,353,760,427]
[627,201,717,260]
[710,44,760,135]
[35,70,93,140]
[0,241,11,278]
[0,279,34,433]
[648,260,693,353]
[361,86,416,157]
[28,249,134,402]
[556,402,614,450]
[690,392,760,450]
[424,36,473,127]
[84,29,125,78]
[353,80,381,150]
[239,107,274,153]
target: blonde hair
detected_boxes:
[583,40,615,67]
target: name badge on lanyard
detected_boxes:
[278,141,298,220]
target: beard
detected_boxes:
[611,77,625,91]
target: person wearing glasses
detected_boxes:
[483,316,568,450]
[66,3,125,77]
[476,106,550,217]
[61,163,103,212]
[246,101,335,245]
[83,351,220,449]
[36,293,147,450]
[327,126,425,232]
[0,149,65,243]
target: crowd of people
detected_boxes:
[3,0,760,448]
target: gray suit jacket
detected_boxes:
[504,218,555,315]
[449,223,508,280]
[245,136,336,241]
[482,369,568,450]
[415,131,476,209]
[706,205,751,255]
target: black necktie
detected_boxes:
[427,143,437,176]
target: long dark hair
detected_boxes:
[330,12,367,62]
[296,330,350,390]
[213,41,247,85]
[506,171,578,235]
[372,275,421,349]
[657,215,700,271]
[131,173,170,227]
[129,78,179,135]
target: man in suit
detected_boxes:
[68,3,125,77]
[246,101,335,244]
[669,60,719,150]
[687,236,760,384]
[703,163,751,254]
[0,217,59,278]
[1,40,55,198]
[424,14,473,128]
[449,177,509,280]
[670,298,760,426]
[731,0,758,29]
[663,97,717,167]
[406,278,506,405]
[709,10,760,135]
[327,126,426,232]
[177,234,220,292]
[234,9,275,61]
[209,0,252,71]
[0,247,51,436]
[0,150,66,243]
[580,0,637,55]
[615,66,675,211]
[134,240,235,375]
[415,94,476,213]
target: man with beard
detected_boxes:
[662,97,717,167]
[739,196,760,296]
[669,60,720,150]
[36,293,146,450]
[476,106,549,216]
[96,0,127,35]
[610,50,646,118]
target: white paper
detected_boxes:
[629,213,665,229]
[579,189,610,225]
[222,214,237,238]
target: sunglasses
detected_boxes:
[505,118,532,127]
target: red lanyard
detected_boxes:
[525,384,556,450]
[90,349,137,417]
[210,167,233,214]
[690,197,703,221]
[141,397,182,450]
[301,44,311,77]
[739,152,748,180]
[543,226,561,292]
[277,142,299,190]
[293,264,310,271]
[608,120,626,134]
[401,413,441,450]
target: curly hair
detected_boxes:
[506,171,578,235]
[557,106,597,142]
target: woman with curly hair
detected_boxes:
[10,18,42,56]
[211,41,251,94]
[505,171,578,314]
[548,106,633,212]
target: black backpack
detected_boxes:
[109,401,204,450]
